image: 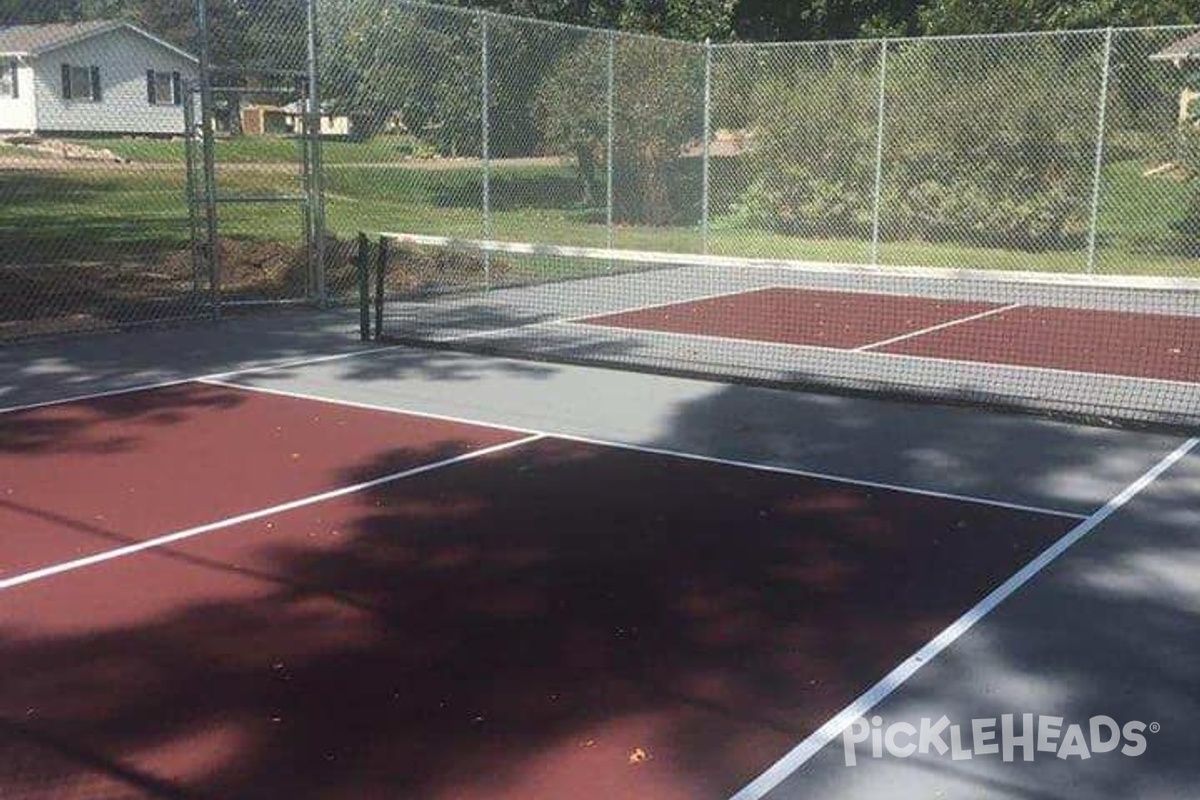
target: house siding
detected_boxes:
[31,27,196,135]
[0,59,36,131]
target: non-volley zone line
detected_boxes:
[200,377,1089,521]
[0,434,544,591]
[728,434,1200,800]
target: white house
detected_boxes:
[0,20,198,136]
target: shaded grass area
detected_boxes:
[0,155,1196,340]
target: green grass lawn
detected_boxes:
[1,155,1195,287]
[63,134,427,164]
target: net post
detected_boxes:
[701,38,713,255]
[374,235,387,340]
[356,232,370,342]
[480,11,492,285]
[870,39,889,266]
[606,29,616,251]
[1086,27,1114,275]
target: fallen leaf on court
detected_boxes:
[628,748,650,764]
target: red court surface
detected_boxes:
[1,399,1076,800]
[578,287,1200,383]
[878,304,1200,382]
[0,383,522,578]
[581,287,1000,350]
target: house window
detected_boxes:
[0,59,17,99]
[61,64,101,101]
[147,70,182,106]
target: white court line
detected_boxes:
[0,434,544,591]
[200,377,1089,520]
[727,434,1200,800]
[0,344,409,415]
[855,303,1023,352]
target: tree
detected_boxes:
[321,0,484,150]
[917,0,1199,35]
[533,33,608,205]
[733,0,922,41]
[0,0,81,24]
[535,33,703,224]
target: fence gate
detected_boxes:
[184,0,326,316]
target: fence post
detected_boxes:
[195,0,221,320]
[1086,28,1114,275]
[870,39,889,267]
[306,0,327,305]
[182,84,202,295]
[606,30,615,250]
[701,38,713,254]
[480,11,492,286]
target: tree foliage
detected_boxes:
[534,34,703,224]
[742,35,1109,249]
[918,0,1198,35]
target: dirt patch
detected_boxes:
[1,137,127,163]
[383,244,521,295]
[0,236,362,341]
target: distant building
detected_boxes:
[1150,30,1200,126]
[241,100,352,138]
[0,20,198,136]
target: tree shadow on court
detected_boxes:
[0,381,250,456]
[0,303,567,415]
[2,319,1198,799]
[7,396,1195,800]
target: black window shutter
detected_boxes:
[61,63,71,99]
[172,72,182,106]
[90,66,101,101]
[147,69,156,104]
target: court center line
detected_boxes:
[0,433,544,591]
[854,303,1023,352]
[200,377,1089,521]
[727,434,1199,800]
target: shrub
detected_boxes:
[737,36,1099,251]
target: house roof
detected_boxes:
[1150,29,1200,64]
[0,20,197,63]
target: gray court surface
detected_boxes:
[3,308,1199,800]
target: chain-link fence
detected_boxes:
[314,5,1200,283]
[1,0,1198,342]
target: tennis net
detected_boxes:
[358,232,1200,428]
